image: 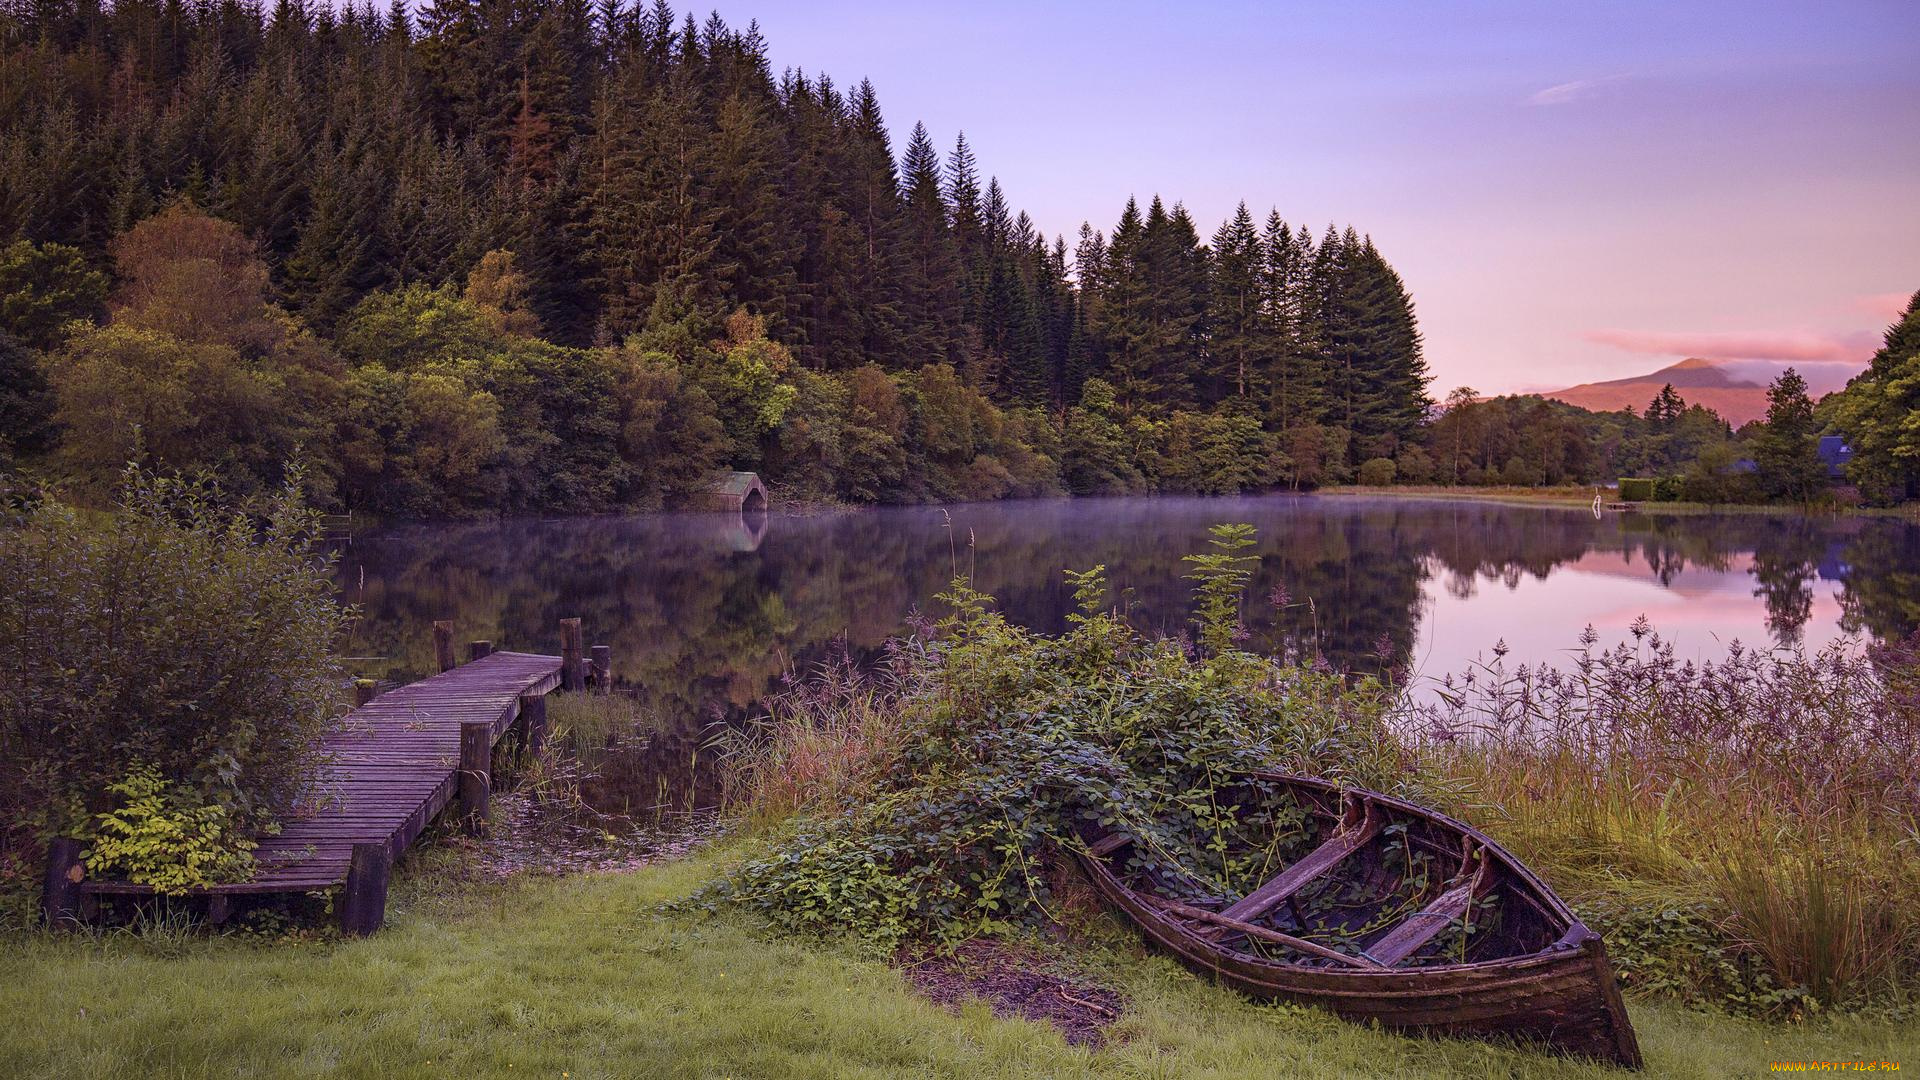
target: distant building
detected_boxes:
[1818,435,1853,480]
[682,471,770,513]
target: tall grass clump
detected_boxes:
[1402,623,1920,1012]
[702,526,1424,946]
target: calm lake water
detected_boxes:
[335,495,1920,816]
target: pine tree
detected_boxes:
[1207,202,1262,402]
[894,121,960,367]
[1753,367,1822,503]
[1646,384,1684,430]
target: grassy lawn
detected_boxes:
[1,851,1911,1080]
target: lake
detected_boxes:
[336,495,1920,816]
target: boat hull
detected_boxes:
[1075,775,1643,1068]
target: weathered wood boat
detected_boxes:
[1074,772,1642,1068]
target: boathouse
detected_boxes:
[684,471,769,512]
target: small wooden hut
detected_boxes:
[683,471,769,512]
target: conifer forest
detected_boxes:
[0,1,1433,514]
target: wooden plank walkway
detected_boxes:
[66,650,565,932]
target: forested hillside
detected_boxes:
[0,1,1430,513]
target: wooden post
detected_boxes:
[469,640,492,661]
[521,693,549,757]
[41,837,85,929]
[207,894,231,926]
[433,620,456,672]
[352,679,379,707]
[559,618,584,691]
[339,841,392,936]
[459,720,491,835]
[590,644,612,694]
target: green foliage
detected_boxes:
[0,334,58,463]
[84,765,258,894]
[1356,456,1396,486]
[1583,898,1803,1016]
[0,239,107,350]
[1618,477,1656,501]
[1823,292,1920,505]
[1182,523,1258,655]
[1753,368,1824,503]
[0,468,345,843]
[701,537,1412,946]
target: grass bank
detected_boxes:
[1,851,1913,1080]
[1320,484,1920,518]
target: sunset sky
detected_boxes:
[734,0,1920,395]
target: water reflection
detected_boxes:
[336,497,1920,807]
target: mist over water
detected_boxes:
[337,494,1920,709]
[334,495,1920,816]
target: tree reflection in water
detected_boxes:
[336,497,1920,813]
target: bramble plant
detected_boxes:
[703,530,1421,946]
[84,765,259,895]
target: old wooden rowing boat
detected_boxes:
[1074,772,1642,1067]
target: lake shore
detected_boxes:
[1318,484,1920,518]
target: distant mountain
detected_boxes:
[1538,358,1860,427]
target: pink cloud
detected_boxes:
[1581,328,1877,364]
[1847,292,1914,321]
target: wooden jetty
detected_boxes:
[43,634,604,936]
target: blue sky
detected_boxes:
[722,0,1920,393]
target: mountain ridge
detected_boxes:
[1536,357,1858,426]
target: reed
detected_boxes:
[1403,624,1920,1010]
[722,647,912,827]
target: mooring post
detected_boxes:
[459,720,491,835]
[352,679,379,707]
[560,618,584,692]
[339,841,392,936]
[469,640,492,662]
[590,644,612,694]
[433,620,456,672]
[521,693,549,757]
[41,837,85,929]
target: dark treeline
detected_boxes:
[0,0,1430,513]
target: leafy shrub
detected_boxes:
[84,764,259,895]
[702,527,1420,945]
[1617,477,1656,501]
[1581,897,1802,1016]
[0,468,346,866]
[1357,456,1397,486]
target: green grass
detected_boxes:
[1,851,1912,1080]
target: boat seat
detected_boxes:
[1361,845,1495,967]
[1216,794,1384,924]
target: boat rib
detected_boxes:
[1218,792,1383,924]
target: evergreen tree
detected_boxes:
[894,122,960,365]
[1207,202,1262,402]
[1753,367,1823,503]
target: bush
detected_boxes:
[0,468,346,874]
[1617,477,1656,501]
[84,764,259,895]
[1356,456,1397,486]
[702,528,1418,945]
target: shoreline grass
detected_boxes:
[1,850,1914,1080]
[1319,484,1920,519]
